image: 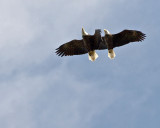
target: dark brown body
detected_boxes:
[104,34,113,50]
[82,29,102,52]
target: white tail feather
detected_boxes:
[108,49,116,59]
[88,51,98,61]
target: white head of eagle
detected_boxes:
[82,27,89,36]
[104,29,110,34]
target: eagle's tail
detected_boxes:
[88,50,98,61]
[108,49,116,59]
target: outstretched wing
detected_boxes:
[112,30,146,48]
[55,39,88,57]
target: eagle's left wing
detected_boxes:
[55,39,88,57]
[112,30,146,48]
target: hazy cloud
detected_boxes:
[0,0,160,128]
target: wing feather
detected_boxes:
[112,30,146,48]
[55,40,88,57]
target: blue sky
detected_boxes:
[0,0,160,128]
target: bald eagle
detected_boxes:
[103,29,146,59]
[55,28,146,61]
[56,28,104,61]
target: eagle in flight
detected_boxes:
[55,28,146,61]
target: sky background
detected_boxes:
[0,0,160,128]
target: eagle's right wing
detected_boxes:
[112,30,146,48]
[55,39,88,57]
